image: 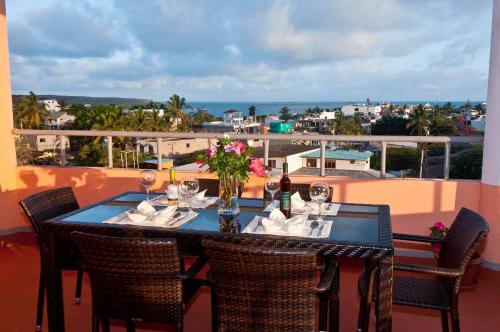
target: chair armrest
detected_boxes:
[393,233,444,244]
[180,257,207,280]
[394,263,463,278]
[316,261,338,294]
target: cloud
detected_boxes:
[6,0,493,101]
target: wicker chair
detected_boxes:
[263,183,334,202]
[71,232,206,332]
[357,207,489,332]
[19,187,83,332]
[202,240,339,332]
[198,178,244,198]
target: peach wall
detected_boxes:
[479,183,500,266]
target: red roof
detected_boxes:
[224,109,241,114]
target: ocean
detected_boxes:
[187,101,481,118]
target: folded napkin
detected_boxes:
[291,191,307,210]
[137,200,156,215]
[178,189,217,209]
[260,209,308,236]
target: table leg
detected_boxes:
[41,233,65,332]
[376,254,393,332]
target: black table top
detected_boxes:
[48,191,392,250]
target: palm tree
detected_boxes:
[149,109,168,132]
[442,102,454,115]
[279,106,293,122]
[128,110,148,131]
[192,109,215,125]
[16,91,48,129]
[407,104,431,178]
[474,103,485,114]
[166,94,189,130]
[248,105,257,119]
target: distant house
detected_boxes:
[44,111,75,129]
[342,104,382,117]
[136,138,211,157]
[296,110,336,133]
[200,109,261,134]
[40,99,60,112]
[252,143,320,173]
[25,135,70,152]
[300,149,373,171]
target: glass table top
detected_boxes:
[60,192,383,246]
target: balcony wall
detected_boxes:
[3,165,495,265]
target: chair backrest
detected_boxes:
[438,208,489,271]
[202,240,319,331]
[263,183,334,202]
[19,187,80,234]
[198,178,244,198]
[71,232,184,325]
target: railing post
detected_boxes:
[444,142,451,180]
[320,140,326,177]
[107,135,113,168]
[264,139,270,167]
[58,135,66,166]
[157,137,162,171]
[380,142,387,178]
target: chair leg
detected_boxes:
[210,285,218,332]
[451,301,460,332]
[126,320,136,332]
[101,318,110,332]
[92,314,99,332]
[329,263,340,332]
[441,310,449,332]
[36,271,45,332]
[75,269,83,304]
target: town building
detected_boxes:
[24,135,70,152]
[300,149,373,171]
[40,99,60,112]
[341,104,382,117]
[252,143,320,173]
[295,110,336,134]
[136,138,211,157]
[200,109,262,134]
[44,111,75,129]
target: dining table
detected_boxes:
[40,191,394,332]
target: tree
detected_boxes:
[430,115,458,136]
[128,110,148,131]
[372,116,410,135]
[248,105,257,118]
[57,99,68,111]
[192,109,215,125]
[450,145,483,179]
[407,104,432,178]
[442,102,454,115]
[279,106,293,122]
[15,91,48,129]
[149,109,168,132]
[166,94,190,130]
[332,113,363,135]
[474,103,485,114]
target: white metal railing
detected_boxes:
[13,129,483,180]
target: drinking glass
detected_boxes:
[264,171,280,211]
[180,177,199,214]
[309,182,330,222]
[140,170,156,201]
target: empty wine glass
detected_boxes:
[309,182,330,223]
[264,171,280,211]
[180,177,199,214]
[140,170,156,201]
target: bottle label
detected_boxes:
[280,192,291,211]
[167,185,179,200]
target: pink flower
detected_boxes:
[232,141,246,155]
[249,158,265,176]
[195,160,204,168]
[224,144,234,153]
[434,222,446,231]
[206,147,217,159]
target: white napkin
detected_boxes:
[192,189,207,202]
[291,192,307,210]
[137,201,156,215]
[151,205,177,223]
[261,209,308,236]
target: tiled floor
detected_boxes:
[1,238,500,331]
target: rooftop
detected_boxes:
[291,167,379,178]
[252,143,319,158]
[301,149,374,161]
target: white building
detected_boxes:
[341,104,382,117]
[252,144,320,173]
[136,138,211,157]
[300,150,373,171]
[25,135,70,152]
[223,109,244,126]
[44,111,75,129]
[41,99,60,112]
[471,115,486,132]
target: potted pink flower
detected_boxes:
[429,221,448,258]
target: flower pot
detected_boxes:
[218,175,240,233]
[460,252,482,290]
[431,243,442,259]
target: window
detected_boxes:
[39,138,46,143]
[306,159,317,168]
[186,143,190,148]
[325,160,335,168]
[268,159,277,168]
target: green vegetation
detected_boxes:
[13,91,49,129]
[332,113,363,135]
[192,109,215,125]
[450,145,483,180]
[279,106,293,122]
[248,105,257,118]
[372,116,409,135]
[371,147,419,174]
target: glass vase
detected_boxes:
[218,175,240,233]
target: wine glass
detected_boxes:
[140,170,156,201]
[180,177,199,214]
[309,182,330,223]
[264,171,280,211]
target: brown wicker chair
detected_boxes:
[71,232,205,332]
[357,207,489,332]
[202,240,339,332]
[19,187,83,332]
[263,183,334,202]
[198,178,244,198]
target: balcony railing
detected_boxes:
[12,129,483,180]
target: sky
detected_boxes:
[6,0,493,102]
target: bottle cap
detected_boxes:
[283,162,288,173]
[169,168,176,181]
